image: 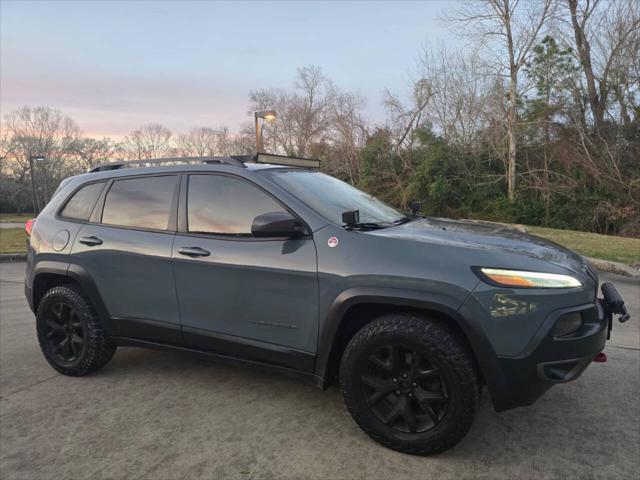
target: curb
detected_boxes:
[0,253,27,262]
[587,257,640,279]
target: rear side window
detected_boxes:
[102,175,176,230]
[187,175,286,235]
[60,181,106,221]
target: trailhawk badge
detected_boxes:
[327,236,339,248]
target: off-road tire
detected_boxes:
[339,312,480,455]
[36,284,116,376]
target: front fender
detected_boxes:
[313,286,501,396]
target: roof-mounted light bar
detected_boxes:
[256,153,320,169]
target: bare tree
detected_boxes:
[122,123,172,160]
[566,0,640,131]
[214,126,246,156]
[0,127,32,214]
[73,137,119,171]
[175,127,220,157]
[325,91,368,183]
[250,66,336,157]
[385,78,432,154]
[379,79,433,208]
[418,45,492,147]
[447,0,555,201]
[249,66,369,181]
[3,106,81,211]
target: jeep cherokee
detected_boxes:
[24,154,630,455]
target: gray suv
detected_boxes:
[24,154,629,455]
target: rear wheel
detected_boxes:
[36,285,116,376]
[339,312,480,455]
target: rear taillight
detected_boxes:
[25,218,36,236]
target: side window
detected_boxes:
[187,175,287,235]
[60,181,106,221]
[102,175,176,230]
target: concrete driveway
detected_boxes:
[1,261,638,479]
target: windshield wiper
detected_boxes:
[392,216,414,225]
[390,213,425,226]
[342,221,389,230]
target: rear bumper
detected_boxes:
[492,301,608,411]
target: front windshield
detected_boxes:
[265,170,405,226]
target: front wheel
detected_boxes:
[339,313,480,455]
[36,284,116,376]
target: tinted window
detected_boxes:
[102,176,176,230]
[60,181,106,221]
[188,175,286,235]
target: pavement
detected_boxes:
[0,261,638,480]
[0,223,25,229]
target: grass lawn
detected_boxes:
[0,228,28,254]
[0,213,33,223]
[526,226,639,266]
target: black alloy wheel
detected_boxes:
[36,284,116,376]
[340,313,480,455]
[361,345,449,434]
[43,302,87,364]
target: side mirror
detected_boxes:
[251,211,307,238]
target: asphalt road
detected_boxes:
[1,261,638,479]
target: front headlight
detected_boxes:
[476,268,582,288]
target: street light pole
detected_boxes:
[28,155,45,214]
[254,110,277,153]
[254,112,261,153]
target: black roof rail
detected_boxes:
[88,156,246,173]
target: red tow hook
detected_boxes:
[593,352,608,363]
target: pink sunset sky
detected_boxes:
[1,0,456,138]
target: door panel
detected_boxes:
[172,236,318,353]
[68,173,181,344]
[71,224,181,343]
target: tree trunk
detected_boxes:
[568,0,604,132]
[505,0,518,202]
[612,82,631,127]
[506,124,517,200]
[507,77,518,201]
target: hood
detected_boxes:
[369,217,589,274]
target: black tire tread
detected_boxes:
[339,313,480,455]
[36,284,116,376]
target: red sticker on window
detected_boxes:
[327,236,339,248]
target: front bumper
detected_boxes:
[491,283,628,411]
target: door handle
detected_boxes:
[178,246,211,257]
[79,236,103,246]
